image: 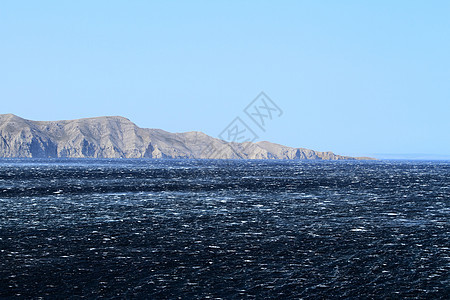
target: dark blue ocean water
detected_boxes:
[0,159,449,299]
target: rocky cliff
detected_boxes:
[0,114,374,160]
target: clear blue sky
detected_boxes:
[1,1,449,158]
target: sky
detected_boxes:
[1,1,449,158]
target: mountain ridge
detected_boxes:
[0,114,375,160]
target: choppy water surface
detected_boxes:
[0,159,449,298]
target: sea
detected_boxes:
[0,159,449,299]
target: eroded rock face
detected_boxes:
[0,114,374,160]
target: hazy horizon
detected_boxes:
[1,113,449,160]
